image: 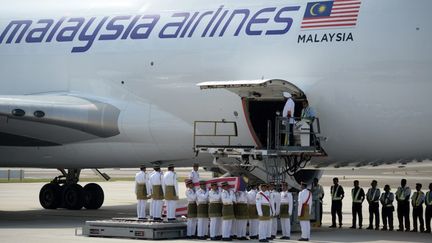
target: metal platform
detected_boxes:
[82,218,187,240]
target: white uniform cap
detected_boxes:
[283,92,292,98]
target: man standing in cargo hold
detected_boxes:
[282,92,295,146]
[135,165,150,220]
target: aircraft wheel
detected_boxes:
[83,183,104,209]
[63,184,84,210]
[39,183,61,209]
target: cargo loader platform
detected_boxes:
[82,218,187,240]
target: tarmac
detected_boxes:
[0,165,431,243]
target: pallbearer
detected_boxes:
[149,165,164,221]
[221,181,236,241]
[209,181,222,240]
[280,182,293,240]
[235,186,248,240]
[256,183,273,242]
[135,165,150,220]
[196,180,209,239]
[185,179,197,239]
[163,164,178,221]
[247,184,259,239]
[269,182,280,239]
[298,182,312,241]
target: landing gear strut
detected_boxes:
[39,168,105,210]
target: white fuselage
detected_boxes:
[0,0,431,168]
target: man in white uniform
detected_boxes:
[196,180,209,239]
[221,182,236,241]
[189,163,200,185]
[247,184,259,239]
[282,92,295,146]
[256,183,274,242]
[163,164,178,221]
[208,181,222,240]
[149,165,164,221]
[269,182,281,239]
[280,182,293,240]
[185,179,197,238]
[235,187,248,240]
[298,182,312,241]
[135,165,150,220]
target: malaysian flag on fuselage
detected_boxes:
[301,0,361,30]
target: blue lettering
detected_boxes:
[180,12,199,38]
[246,7,276,36]
[210,10,229,37]
[122,15,141,40]
[25,19,53,43]
[187,11,213,38]
[159,13,187,39]
[99,16,131,40]
[202,6,223,37]
[56,18,84,42]
[72,17,108,53]
[0,20,32,44]
[46,17,65,42]
[131,15,160,39]
[266,6,299,35]
[219,9,250,37]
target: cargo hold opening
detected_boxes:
[198,79,306,149]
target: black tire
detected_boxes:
[39,183,61,209]
[83,183,104,210]
[63,184,84,210]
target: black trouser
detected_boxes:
[352,203,363,228]
[331,200,343,226]
[413,206,425,232]
[319,201,323,225]
[426,205,432,232]
[397,201,410,230]
[368,202,379,228]
[382,207,394,230]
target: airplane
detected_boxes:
[0,0,431,210]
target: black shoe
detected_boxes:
[329,225,337,228]
[210,237,219,241]
[298,238,309,241]
[259,240,268,242]
[381,228,387,231]
[366,226,373,230]
[339,225,343,228]
[250,236,258,239]
[280,236,290,240]
[271,235,276,239]
[222,238,232,241]
[397,228,403,232]
[267,237,272,240]
[359,226,363,229]
[349,226,356,229]
[389,228,394,231]
[423,230,431,233]
[410,229,418,233]
[375,227,379,230]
